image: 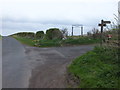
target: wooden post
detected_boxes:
[101,20,104,45]
[81,26,83,37]
[72,26,73,36]
[98,20,104,45]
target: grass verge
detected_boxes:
[68,46,119,88]
[0,35,2,40]
[62,37,100,45]
[13,36,35,46]
[13,36,100,47]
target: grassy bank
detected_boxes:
[13,36,100,47]
[13,36,61,47]
[13,36,35,46]
[68,46,119,88]
[0,35,2,40]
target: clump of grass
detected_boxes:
[38,39,61,47]
[68,46,119,88]
[62,37,100,45]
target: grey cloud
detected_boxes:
[2,17,100,27]
[2,17,78,25]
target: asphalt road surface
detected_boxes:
[0,39,2,89]
[24,44,94,88]
[2,37,94,88]
[2,37,30,88]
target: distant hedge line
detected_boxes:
[12,28,63,40]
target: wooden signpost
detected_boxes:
[98,20,111,45]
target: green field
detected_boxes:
[68,46,119,88]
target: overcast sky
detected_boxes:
[0,0,119,36]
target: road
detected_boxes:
[2,37,94,88]
[2,37,30,88]
[0,39,2,89]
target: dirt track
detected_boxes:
[24,45,94,88]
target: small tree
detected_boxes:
[36,31,44,39]
[61,28,68,39]
[46,28,63,40]
[87,31,92,37]
[91,28,100,39]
